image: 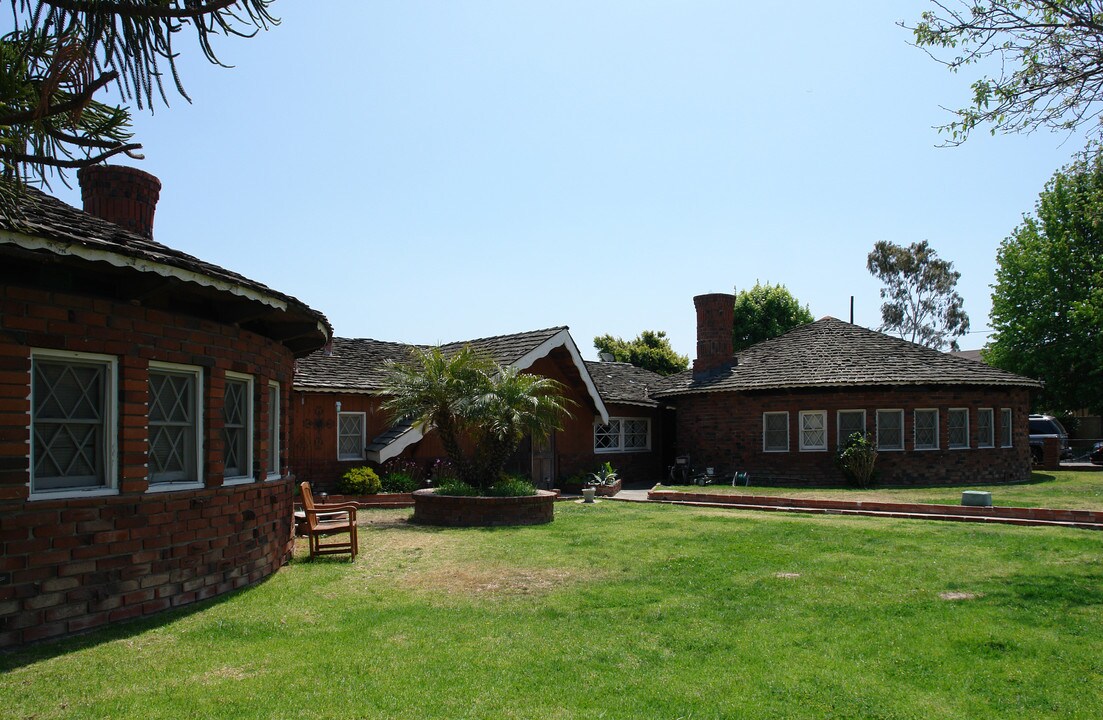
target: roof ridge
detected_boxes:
[442,326,567,346]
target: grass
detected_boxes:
[659,470,1103,510]
[2,501,1102,719]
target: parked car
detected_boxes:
[1091,441,1103,465]
[1028,414,1072,462]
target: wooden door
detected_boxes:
[531,433,556,489]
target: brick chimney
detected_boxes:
[77,165,161,239]
[692,293,735,380]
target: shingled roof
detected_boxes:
[584,361,665,407]
[0,186,331,356]
[294,326,609,463]
[294,327,572,393]
[653,317,1041,397]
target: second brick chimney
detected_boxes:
[692,293,735,380]
[77,165,161,239]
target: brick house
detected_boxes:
[583,360,672,482]
[0,167,331,648]
[652,294,1041,485]
[290,327,616,490]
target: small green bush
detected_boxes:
[381,472,419,493]
[836,432,878,488]
[338,466,381,495]
[434,479,480,496]
[486,476,537,497]
[433,475,536,497]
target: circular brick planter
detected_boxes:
[411,489,557,527]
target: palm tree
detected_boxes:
[381,346,571,492]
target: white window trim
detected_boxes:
[267,381,281,480]
[146,361,204,492]
[29,348,119,500]
[338,411,367,461]
[876,409,904,452]
[836,409,866,448]
[913,408,940,451]
[1000,408,1013,448]
[799,410,828,452]
[977,407,995,448]
[223,371,254,485]
[762,411,789,453]
[948,408,970,450]
[593,417,652,454]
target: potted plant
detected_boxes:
[380,345,571,526]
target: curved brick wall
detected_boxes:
[0,284,297,647]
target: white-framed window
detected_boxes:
[267,381,280,479]
[914,409,939,450]
[338,411,366,461]
[223,372,254,482]
[763,412,789,452]
[799,411,827,451]
[837,409,866,448]
[1000,408,1013,447]
[593,417,651,453]
[30,349,118,497]
[148,362,203,488]
[948,408,969,449]
[977,408,994,448]
[876,409,904,451]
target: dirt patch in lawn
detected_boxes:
[408,565,584,597]
[940,591,983,601]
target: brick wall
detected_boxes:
[669,385,1033,486]
[0,283,297,647]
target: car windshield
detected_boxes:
[1029,418,1067,435]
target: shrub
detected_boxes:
[589,461,619,486]
[434,478,480,496]
[381,472,419,493]
[430,458,459,484]
[836,432,878,488]
[338,466,381,495]
[486,476,537,497]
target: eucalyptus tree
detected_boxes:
[867,240,970,350]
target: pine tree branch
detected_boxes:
[1,142,142,168]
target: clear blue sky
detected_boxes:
[46,1,1079,360]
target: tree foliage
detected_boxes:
[908,1,1103,152]
[593,330,688,376]
[381,346,571,491]
[1,1,277,212]
[731,281,814,352]
[987,155,1103,414]
[867,240,970,350]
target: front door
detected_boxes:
[531,433,556,490]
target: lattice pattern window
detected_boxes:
[914,409,939,450]
[32,354,114,491]
[763,412,789,452]
[1001,408,1013,447]
[594,418,650,453]
[837,410,866,448]
[149,367,200,484]
[338,412,365,460]
[223,375,252,479]
[267,382,280,478]
[876,410,903,451]
[948,409,969,449]
[799,411,827,451]
[977,408,994,448]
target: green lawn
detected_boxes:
[3,502,1102,719]
[659,470,1103,510]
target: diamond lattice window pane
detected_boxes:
[33,358,107,490]
[594,420,621,451]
